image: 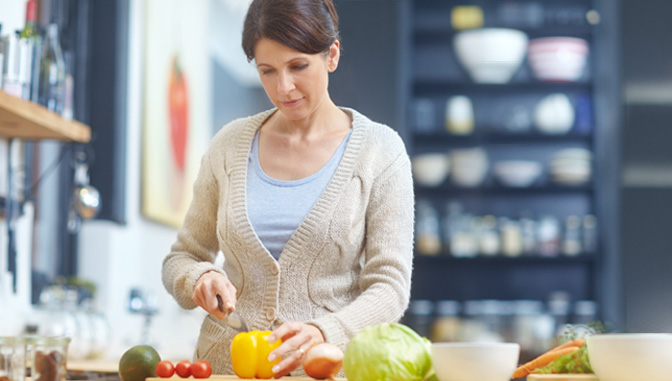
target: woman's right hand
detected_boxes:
[192,270,238,320]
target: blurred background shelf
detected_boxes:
[415,184,594,196]
[0,90,91,142]
[413,81,593,95]
[413,254,597,265]
[412,131,593,146]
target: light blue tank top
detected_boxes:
[247,129,352,259]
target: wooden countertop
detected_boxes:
[67,361,347,380]
[68,359,119,373]
[148,377,346,381]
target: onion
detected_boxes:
[302,343,344,380]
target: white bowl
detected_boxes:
[450,148,489,187]
[431,342,520,381]
[412,153,450,187]
[454,28,528,84]
[493,160,543,188]
[553,148,592,162]
[587,333,672,381]
[534,93,576,135]
[528,37,589,82]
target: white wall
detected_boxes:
[76,0,209,361]
[0,1,27,36]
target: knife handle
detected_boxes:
[216,294,226,313]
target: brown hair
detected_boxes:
[242,0,340,62]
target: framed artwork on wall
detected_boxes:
[141,0,212,227]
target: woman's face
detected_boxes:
[254,38,340,122]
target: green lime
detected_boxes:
[118,345,161,381]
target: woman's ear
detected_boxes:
[327,40,341,73]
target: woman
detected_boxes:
[162,0,414,377]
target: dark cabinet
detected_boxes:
[403,0,622,339]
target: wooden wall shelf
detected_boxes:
[0,90,91,142]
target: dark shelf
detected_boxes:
[412,131,593,146]
[414,183,593,196]
[413,25,595,41]
[414,254,596,265]
[413,80,593,95]
[410,253,596,301]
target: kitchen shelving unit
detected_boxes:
[406,0,600,309]
[0,89,91,293]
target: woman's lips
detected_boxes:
[280,98,303,107]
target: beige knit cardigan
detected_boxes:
[162,107,415,375]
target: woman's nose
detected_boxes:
[277,71,295,94]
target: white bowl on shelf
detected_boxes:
[453,28,529,84]
[450,148,489,187]
[587,333,672,381]
[528,37,589,82]
[431,342,520,381]
[534,93,576,135]
[493,160,543,188]
[412,153,450,187]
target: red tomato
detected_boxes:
[191,360,212,379]
[155,361,175,378]
[175,360,192,378]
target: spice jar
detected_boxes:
[28,337,70,381]
[0,336,25,381]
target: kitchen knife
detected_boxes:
[217,294,249,332]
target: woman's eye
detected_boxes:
[260,68,274,75]
[293,64,308,71]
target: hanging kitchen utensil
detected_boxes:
[68,148,101,233]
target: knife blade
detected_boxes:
[216,294,249,332]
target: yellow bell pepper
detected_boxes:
[231,330,282,379]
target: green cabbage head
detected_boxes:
[343,323,437,381]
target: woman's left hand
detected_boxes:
[266,322,325,378]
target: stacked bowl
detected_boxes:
[528,37,589,82]
[549,148,592,185]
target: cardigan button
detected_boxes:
[270,265,279,275]
[266,307,276,320]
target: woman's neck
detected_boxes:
[269,100,348,139]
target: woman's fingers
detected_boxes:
[272,346,305,378]
[267,322,325,376]
[192,271,237,319]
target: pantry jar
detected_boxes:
[0,336,25,381]
[28,337,70,381]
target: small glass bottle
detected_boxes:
[537,215,561,257]
[20,0,38,39]
[38,24,66,114]
[478,215,500,256]
[431,300,461,342]
[500,218,523,257]
[415,201,441,256]
[562,215,582,256]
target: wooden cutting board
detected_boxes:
[147,376,346,381]
[527,375,598,381]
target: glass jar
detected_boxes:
[431,300,461,342]
[0,336,25,381]
[28,337,70,381]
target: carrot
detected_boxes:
[550,337,586,352]
[512,346,580,379]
